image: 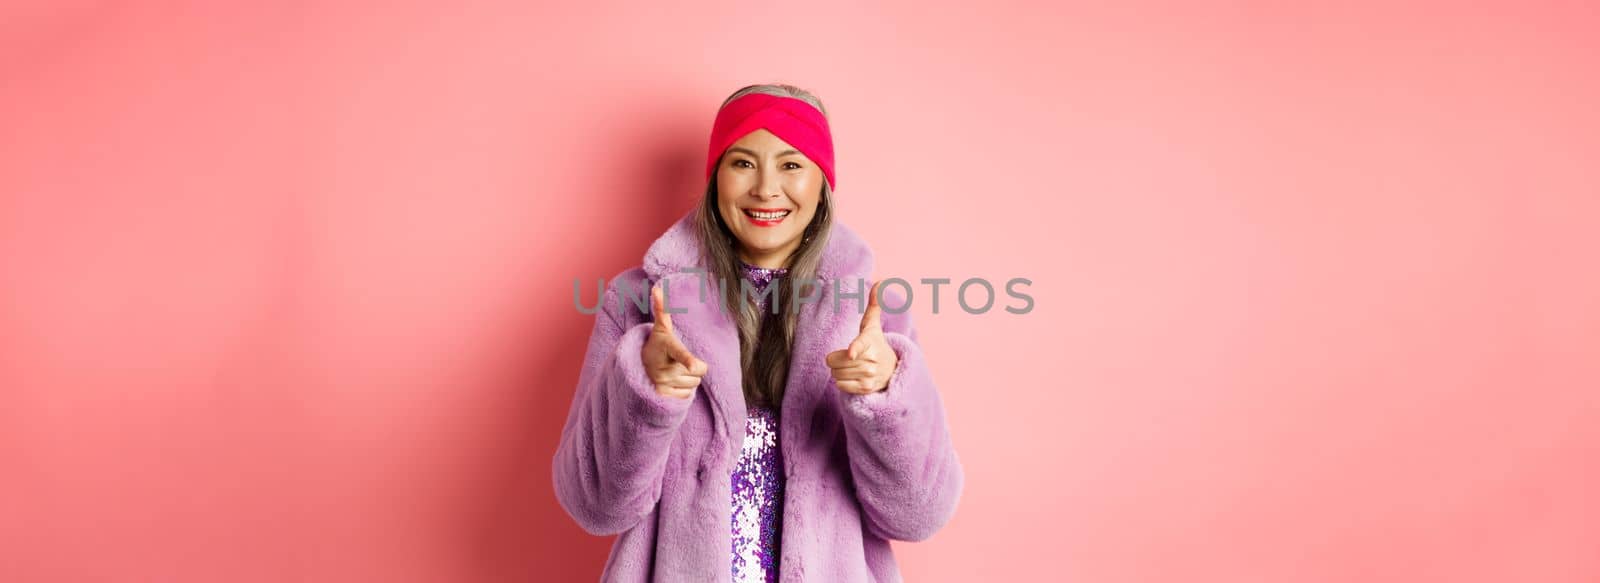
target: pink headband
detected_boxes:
[705,93,836,191]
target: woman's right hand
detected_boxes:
[642,283,707,399]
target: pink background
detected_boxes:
[3,1,1597,581]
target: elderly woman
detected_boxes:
[553,83,963,582]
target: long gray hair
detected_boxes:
[695,83,834,410]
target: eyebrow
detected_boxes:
[727,147,802,158]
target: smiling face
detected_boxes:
[715,129,827,269]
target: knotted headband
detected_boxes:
[705,93,836,191]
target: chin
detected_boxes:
[759,233,801,249]
[737,236,794,255]
[741,241,780,255]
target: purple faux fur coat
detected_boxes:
[552,211,964,582]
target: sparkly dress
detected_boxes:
[731,261,787,583]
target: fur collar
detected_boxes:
[632,209,878,473]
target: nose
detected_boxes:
[751,167,782,199]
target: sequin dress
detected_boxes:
[731,261,787,583]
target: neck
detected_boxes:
[737,244,798,270]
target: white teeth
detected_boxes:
[746,210,790,220]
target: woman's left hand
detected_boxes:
[827,280,899,395]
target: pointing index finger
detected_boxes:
[651,283,674,335]
[860,279,884,333]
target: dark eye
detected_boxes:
[784,162,802,170]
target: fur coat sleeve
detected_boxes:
[551,273,690,535]
[838,296,965,542]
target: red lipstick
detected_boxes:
[741,207,792,227]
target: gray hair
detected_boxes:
[696,83,835,409]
